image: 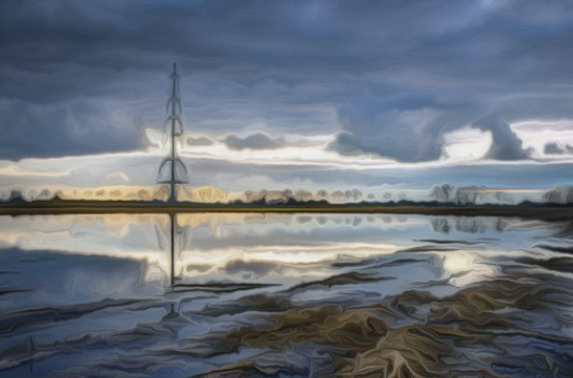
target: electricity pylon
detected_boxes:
[157,62,189,202]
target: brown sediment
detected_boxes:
[185,276,573,378]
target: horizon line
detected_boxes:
[0,199,572,220]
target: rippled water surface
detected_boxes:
[1,213,572,377]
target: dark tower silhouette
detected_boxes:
[157,63,189,202]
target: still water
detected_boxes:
[0,213,572,377]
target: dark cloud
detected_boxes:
[223,133,285,151]
[328,131,442,162]
[1,0,573,161]
[474,118,533,161]
[186,136,213,147]
[0,98,145,160]
[544,142,565,155]
[544,142,573,155]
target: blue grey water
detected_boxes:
[0,213,572,377]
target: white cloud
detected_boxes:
[442,126,492,162]
[510,120,573,159]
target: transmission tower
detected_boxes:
[157,62,189,202]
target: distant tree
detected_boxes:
[430,184,454,202]
[542,186,572,204]
[345,188,362,201]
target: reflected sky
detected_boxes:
[1,213,572,377]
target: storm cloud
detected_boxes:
[223,133,285,151]
[186,136,213,147]
[544,142,573,155]
[1,1,573,161]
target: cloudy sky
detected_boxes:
[1,0,573,203]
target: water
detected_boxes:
[1,213,572,377]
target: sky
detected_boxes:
[1,0,573,203]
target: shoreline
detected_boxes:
[1,200,572,220]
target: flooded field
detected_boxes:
[1,213,572,377]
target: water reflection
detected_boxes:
[1,213,572,377]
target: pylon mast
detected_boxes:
[157,62,189,202]
[170,63,178,201]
